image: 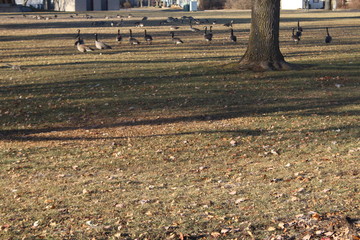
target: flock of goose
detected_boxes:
[291,20,332,44]
[73,15,239,52]
[73,16,332,53]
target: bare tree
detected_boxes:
[239,0,293,71]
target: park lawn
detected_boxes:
[0,9,359,239]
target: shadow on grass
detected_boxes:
[1,38,359,142]
[0,127,264,141]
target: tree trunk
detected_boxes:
[198,0,204,10]
[239,0,293,71]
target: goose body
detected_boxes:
[291,28,300,44]
[189,23,200,32]
[94,34,112,49]
[171,32,183,44]
[223,20,233,27]
[230,28,237,43]
[129,29,140,45]
[135,22,144,27]
[75,38,94,52]
[116,29,122,43]
[144,30,153,44]
[325,27,332,43]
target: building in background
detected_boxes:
[281,0,328,9]
[54,0,120,11]
[0,0,22,11]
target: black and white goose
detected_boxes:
[230,28,237,43]
[203,26,212,42]
[223,20,234,27]
[171,32,183,44]
[75,37,94,52]
[144,29,153,44]
[116,29,122,43]
[189,21,200,32]
[94,34,112,49]
[129,29,140,45]
[295,20,303,38]
[325,27,332,43]
[291,28,300,44]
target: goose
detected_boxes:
[167,16,175,23]
[189,22,200,32]
[129,29,140,45]
[116,29,122,43]
[223,20,233,27]
[203,27,212,42]
[144,29,153,44]
[94,34,112,49]
[209,26,213,37]
[171,32,183,44]
[142,16,148,21]
[170,25,180,30]
[325,27,332,43]
[75,29,85,45]
[75,37,94,52]
[230,28,237,43]
[135,22,144,27]
[291,28,300,44]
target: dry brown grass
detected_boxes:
[0,10,359,239]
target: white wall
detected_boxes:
[54,0,76,11]
[281,0,304,9]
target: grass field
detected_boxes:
[0,9,359,239]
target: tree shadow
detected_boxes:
[1,12,359,142]
[1,65,359,141]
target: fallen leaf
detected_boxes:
[210,232,221,238]
[302,234,311,240]
[235,198,247,204]
[267,226,276,231]
[221,228,231,234]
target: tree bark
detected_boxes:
[239,0,293,71]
